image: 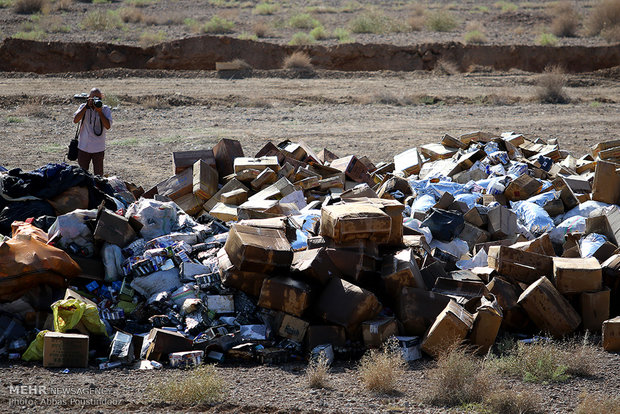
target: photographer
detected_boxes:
[72,87,112,176]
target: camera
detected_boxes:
[73,93,103,108]
[91,98,103,108]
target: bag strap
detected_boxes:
[74,118,83,140]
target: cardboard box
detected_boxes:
[251,168,277,191]
[234,157,280,174]
[218,248,269,297]
[156,167,193,201]
[209,202,238,222]
[504,174,542,202]
[175,193,203,216]
[306,325,347,349]
[213,138,244,178]
[43,332,89,368]
[580,288,610,332]
[205,295,234,314]
[320,204,391,244]
[421,300,474,358]
[553,257,602,294]
[258,276,312,317]
[468,295,503,354]
[487,245,553,284]
[602,317,620,352]
[94,209,137,247]
[517,276,581,338]
[291,247,340,285]
[172,149,215,175]
[397,287,451,336]
[224,224,292,273]
[277,313,309,342]
[143,328,193,361]
[345,197,405,246]
[362,317,398,348]
[487,205,518,240]
[393,147,422,175]
[330,155,372,184]
[169,350,204,368]
[192,159,218,201]
[203,179,248,212]
[396,336,422,361]
[486,276,529,331]
[592,160,620,205]
[325,248,375,285]
[381,248,425,303]
[220,188,248,205]
[315,278,382,331]
[419,143,458,161]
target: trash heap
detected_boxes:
[1,133,620,370]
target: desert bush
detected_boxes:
[149,365,225,404]
[253,21,269,37]
[601,26,620,42]
[434,58,459,75]
[305,5,339,14]
[126,0,156,8]
[15,102,49,118]
[309,25,328,40]
[142,96,169,109]
[536,32,559,46]
[426,10,458,32]
[118,6,143,23]
[37,14,70,32]
[494,1,518,13]
[424,346,492,406]
[289,32,315,45]
[184,17,201,33]
[474,5,489,13]
[282,51,313,70]
[103,94,120,108]
[464,22,487,44]
[333,27,352,43]
[81,10,123,31]
[306,354,330,389]
[139,30,166,46]
[237,32,258,40]
[550,1,580,37]
[586,0,620,38]
[203,15,234,33]
[575,392,620,414]
[13,29,46,39]
[288,13,320,29]
[253,2,277,15]
[485,389,543,414]
[349,10,394,34]
[53,0,72,11]
[7,116,25,123]
[406,3,425,31]
[0,0,13,8]
[358,338,406,394]
[13,0,47,14]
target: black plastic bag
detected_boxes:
[421,208,465,242]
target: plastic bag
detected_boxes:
[429,238,469,258]
[403,218,433,243]
[130,268,181,298]
[125,199,178,240]
[526,190,558,207]
[410,194,436,213]
[102,243,124,282]
[456,248,488,270]
[549,216,586,243]
[47,209,97,253]
[51,298,107,336]
[22,330,49,361]
[560,200,611,222]
[580,233,607,258]
[455,193,482,209]
[511,201,554,236]
[421,209,465,242]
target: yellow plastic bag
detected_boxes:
[51,299,107,336]
[22,330,49,361]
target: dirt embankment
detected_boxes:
[1,36,619,74]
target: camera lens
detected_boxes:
[94,98,103,108]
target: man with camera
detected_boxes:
[72,87,112,176]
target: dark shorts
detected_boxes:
[77,149,104,176]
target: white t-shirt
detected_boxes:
[73,103,113,153]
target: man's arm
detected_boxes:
[96,106,111,130]
[73,103,87,123]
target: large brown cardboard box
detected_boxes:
[553,257,602,294]
[192,159,218,201]
[213,138,244,178]
[517,276,581,338]
[362,317,398,348]
[203,179,248,212]
[330,155,372,184]
[290,247,340,285]
[580,288,610,332]
[504,174,542,202]
[306,325,347,349]
[315,278,382,331]
[43,332,89,368]
[224,224,292,273]
[175,193,203,216]
[233,157,280,174]
[487,245,553,284]
[381,249,424,303]
[344,197,405,246]
[421,300,474,358]
[325,248,376,285]
[486,276,529,331]
[487,205,518,240]
[592,160,620,205]
[277,313,310,342]
[93,209,137,247]
[172,149,216,175]
[468,294,503,355]
[144,328,193,361]
[397,287,451,336]
[218,248,268,297]
[602,317,620,352]
[258,276,312,317]
[320,204,391,244]
[156,167,193,201]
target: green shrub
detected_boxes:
[139,30,166,46]
[7,116,25,123]
[536,32,559,46]
[126,0,157,7]
[253,2,277,15]
[0,0,14,8]
[426,10,458,32]
[464,29,486,44]
[349,11,394,34]
[289,31,314,45]
[237,32,258,40]
[333,27,352,42]
[309,25,328,40]
[494,1,518,13]
[288,13,320,29]
[203,15,234,33]
[13,29,46,40]
[81,10,123,31]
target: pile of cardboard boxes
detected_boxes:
[1,132,620,369]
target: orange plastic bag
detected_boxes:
[0,223,81,302]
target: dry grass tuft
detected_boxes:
[536,65,569,104]
[485,389,543,414]
[15,102,49,118]
[306,354,330,389]
[253,20,270,37]
[143,96,170,109]
[586,0,620,38]
[426,9,458,32]
[13,0,47,14]
[464,21,487,44]
[550,1,580,37]
[406,3,425,31]
[53,0,72,11]
[434,58,460,75]
[282,51,313,70]
[424,346,492,406]
[601,25,620,42]
[575,392,620,414]
[119,7,144,24]
[358,338,406,394]
[149,365,225,404]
